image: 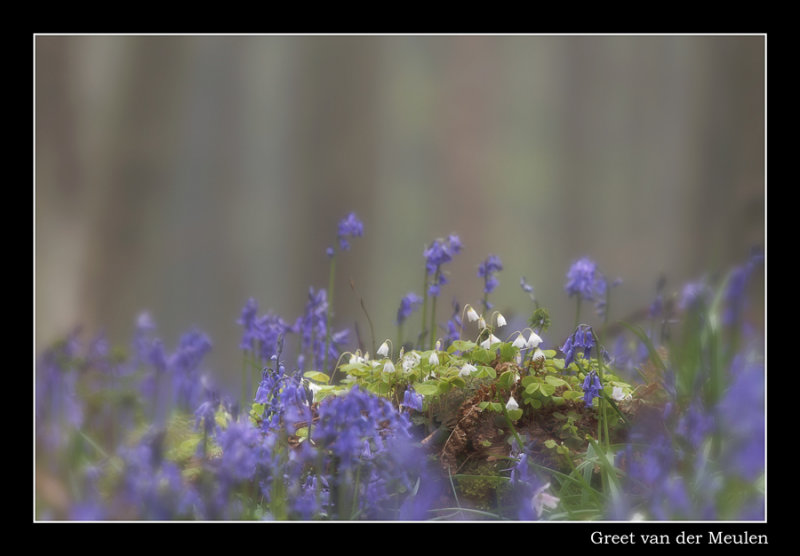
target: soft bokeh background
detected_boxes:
[35,34,765,393]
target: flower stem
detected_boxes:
[324,254,336,374]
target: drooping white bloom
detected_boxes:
[459,362,477,377]
[531,348,545,363]
[478,316,487,330]
[532,483,560,517]
[512,334,527,349]
[526,331,543,349]
[307,381,323,402]
[480,334,501,349]
[377,341,390,357]
[611,386,631,401]
[402,351,421,372]
[466,306,480,322]
[429,351,439,366]
[496,313,507,327]
[505,395,519,411]
[383,360,396,373]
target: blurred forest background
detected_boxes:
[35,34,765,393]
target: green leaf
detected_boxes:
[413,382,440,397]
[506,408,523,422]
[498,370,515,389]
[499,342,518,362]
[544,439,557,449]
[477,365,496,379]
[448,376,466,389]
[367,382,392,395]
[303,371,330,384]
[539,382,556,397]
[542,350,557,358]
[545,375,567,387]
[525,382,540,394]
[547,358,565,370]
[449,340,477,353]
[471,348,494,365]
[562,390,584,401]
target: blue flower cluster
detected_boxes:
[558,323,596,368]
[336,212,364,252]
[611,352,765,520]
[423,235,462,297]
[396,292,423,325]
[478,254,503,310]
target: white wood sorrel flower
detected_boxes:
[466,306,480,322]
[459,362,477,377]
[512,334,527,349]
[496,313,507,327]
[506,395,519,411]
[377,341,390,357]
[526,331,543,349]
[532,483,559,518]
[480,334,501,349]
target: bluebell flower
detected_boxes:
[722,248,763,327]
[520,276,534,294]
[337,212,364,251]
[717,355,765,481]
[478,254,503,301]
[237,297,261,351]
[678,280,711,312]
[564,257,602,301]
[581,371,602,406]
[559,324,596,368]
[423,235,462,297]
[402,388,424,412]
[396,292,423,325]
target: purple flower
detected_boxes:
[722,248,763,327]
[520,276,534,294]
[581,371,602,406]
[216,418,266,482]
[423,235,462,297]
[445,299,462,346]
[402,388,424,412]
[678,280,711,312]
[237,298,261,351]
[717,355,765,480]
[337,212,364,251]
[565,257,601,301]
[559,324,596,368]
[396,292,423,325]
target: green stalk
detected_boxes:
[324,254,336,374]
[420,269,429,350]
[429,283,439,351]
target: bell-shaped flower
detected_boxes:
[532,483,560,517]
[496,313,507,327]
[377,341,390,358]
[526,331,543,349]
[512,334,527,349]
[466,306,480,322]
[383,360,396,373]
[506,395,520,411]
[429,351,439,366]
[459,362,477,377]
[480,333,500,349]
